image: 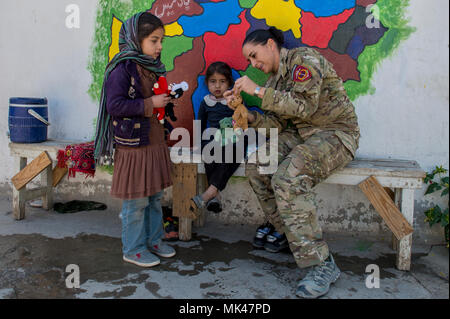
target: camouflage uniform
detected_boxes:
[247,47,360,269]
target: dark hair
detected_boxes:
[205,62,234,87]
[243,27,284,50]
[138,12,164,44]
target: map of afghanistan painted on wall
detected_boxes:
[88,0,415,145]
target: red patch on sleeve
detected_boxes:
[292,65,312,82]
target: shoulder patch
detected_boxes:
[292,65,312,82]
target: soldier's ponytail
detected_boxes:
[243,27,284,50]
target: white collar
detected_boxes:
[204,94,228,107]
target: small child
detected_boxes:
[94,12,176,267]
[190,62,248,214]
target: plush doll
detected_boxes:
[152,76,189,123]
[229,94,248,132]
[214,117,239,146]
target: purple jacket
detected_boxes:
[105,60,151,147]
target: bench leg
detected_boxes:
[193,174,208,228]
[179,217,192,241]
[392,189,402,251]
[41,163,53,210]
[12,157,27,220]
[395,189,414,271]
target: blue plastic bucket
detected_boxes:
[8,97,49,143]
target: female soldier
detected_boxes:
[224,27,360,299]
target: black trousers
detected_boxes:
[202,138,248,191]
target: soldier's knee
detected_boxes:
[272,172,315,197]
[270,173,289,195]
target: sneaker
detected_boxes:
[253,222,275,248]
[149,241,176,258]
[123,250,160,268]
[296,254,341,299]
[264,231,288,252]
[206,197,222,213]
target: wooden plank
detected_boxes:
[396,189,415,271]
[9,140,79,159]
[358,176,413,240]
[13,157,27,220]
[178,218,192,241]
[392,188,402,251]
[343,159,425,178]
[324,174,423,189]
[12,152,52,191]
[52,166,68,187]
[195,158,426,187]
[172,163,198,241]
[172,163,198,220]
[41,165,53,210]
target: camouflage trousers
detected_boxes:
[246,129,353,268]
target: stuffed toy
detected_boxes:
[152,76,189,123]
[229,94,249,132]
[214,117,239,146]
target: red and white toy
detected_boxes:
[152,76,189,123]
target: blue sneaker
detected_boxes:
[296,254,341,299]
[264,231,288,252]
[253,222,275,248]
[123,250,160,268]
[149,241,176,258]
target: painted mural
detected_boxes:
[88,0,414,143]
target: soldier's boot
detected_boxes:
[296,254,340,299]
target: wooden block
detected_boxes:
[12,152,52,191]
[172,163,198,220]
[52,166,68,187]
[359,176,413,240]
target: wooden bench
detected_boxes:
[9,142,426,271]
[9,140,78,220]
[171,157,426,271]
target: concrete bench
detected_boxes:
[173,157,426,271]
[9,140,79,220]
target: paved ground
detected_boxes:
[0,196,448,300]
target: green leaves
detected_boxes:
[423,165,449,196]
[423,165,449,234]
[425,182,442,195]
[424,206,449,228]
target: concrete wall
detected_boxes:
[0,0,448,244]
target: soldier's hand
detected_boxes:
[224,90,236,110]
[234,76,257,96]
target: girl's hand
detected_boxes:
[151,94,171,108]
[233,76,257,96]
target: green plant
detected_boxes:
[423,165,449,247]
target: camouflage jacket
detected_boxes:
[250,47,360,156]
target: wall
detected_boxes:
[0,0,448,243]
